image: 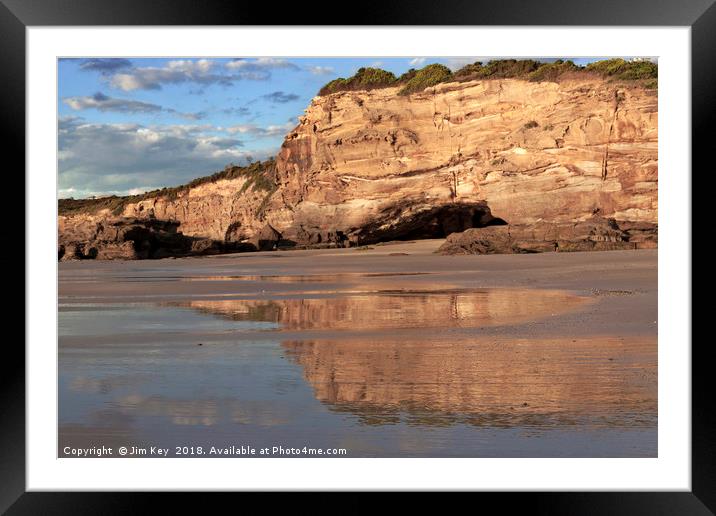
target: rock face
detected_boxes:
[436,217,658,255]
[58,217,256,261]
[58,76,657,259]
[123,176,275,243]
[271,77,657,245]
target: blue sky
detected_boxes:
[58,57,612,199]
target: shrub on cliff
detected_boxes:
[585,58,657,81]
[453,59,580,82]
[318,67,398,95]
[527,59,580,81]
[455,59,543,80]
[453,58,657,84]
[58,195,135,217]
[397,68,418,83]
[397,64,453,95]
[317,59,658,97]
[317,64,455,96]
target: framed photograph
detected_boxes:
[5,0,708,511]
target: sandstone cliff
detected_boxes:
[272,77,657,245]
[59,75,658,259]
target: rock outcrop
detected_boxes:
[436,217,658,255]
[59,75,658,259]
[58,217,254,261]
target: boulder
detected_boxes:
[617,220,658,248]
[190,239,223,256]
[94,242,139,260]
[59,243,83,261]
[438,226,516,255]
[437,217,642,255]
[252,224,282,251]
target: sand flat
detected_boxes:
[58,243,657,457]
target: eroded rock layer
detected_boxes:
[437,217,658,255]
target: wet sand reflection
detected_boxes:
[282,337,657,428]
[58,280,656,456]
[174,288,590,331]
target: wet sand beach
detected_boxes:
[58,241,657,457]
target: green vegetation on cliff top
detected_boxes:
[59,159,277,216]
[318,67,399,96]
[397,64,454,95]
[318,58,657,96]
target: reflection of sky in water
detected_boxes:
[59,304,278,337]
[58,289,656,458]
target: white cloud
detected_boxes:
[58,119,277,197]
[127,187,160,196]
[225,122,295,138]
[106,58,275,91]
[409,58,427,67]
[225,57,299,72]
[63,92,162,113]
[166,59,214,73]
[63,92,205,120]
[307,65,335,75]
[98,58,306,92]
[108,61,228,91]
[57,150,75,161]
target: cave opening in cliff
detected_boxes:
[359,202,507,245]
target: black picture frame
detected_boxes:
[3,0,708,512]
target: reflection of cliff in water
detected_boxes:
[173,288,654,430]
[282,337,657,429]
[175,288,590,331]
